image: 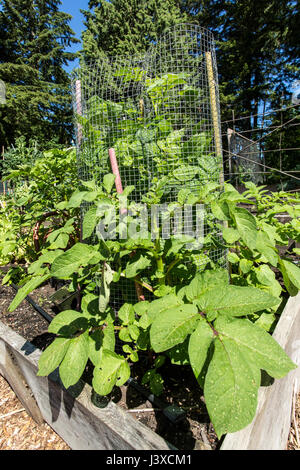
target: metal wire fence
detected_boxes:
[72,24,226,307]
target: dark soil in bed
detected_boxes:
[0,276,219,450]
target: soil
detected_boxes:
[0,274,299,451]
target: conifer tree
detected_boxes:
[0,0,79,147]
[81,0,187,62]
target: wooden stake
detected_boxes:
[108,148,145,302]
[205,51,224,188]
[75,80,83,147]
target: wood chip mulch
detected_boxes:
[0,374,70,450]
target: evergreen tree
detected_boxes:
[181,1,299,127]
[81,0,187,62]
[0,0,79,147]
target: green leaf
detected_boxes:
[196,285,279,317]
[227,252,240,264]
[255,231,278,267]
[173,165,199,181]
[125,254,151,278]
[239,258,253,274]
[103,174,116,193]
[98,264,114,313]
[231,207,257,250]
[9,274,50,312]
[37,337,71,377]
[147,294,184,323]
[150,304,199,353]
[222,227,240,244]
[281,259,300,290]
[210,200,230,221]
[118,303,135,325]
[188,316,214,388]
[50,243,101,279]
[215,316,297,379]
[48,310,88,336]
[82,206,98,240]
[279,260,298,297]
[59,332,89,389]
[255,265,282,298]
[92,350,130,395]
[149,373,164,396]
[67,190,89,208]
[133,301,150,316]
[185,268,229,302]
[88,324,115,367]
[204,336,260,438]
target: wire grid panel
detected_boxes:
[228,129,264,184]
[72,24,226,308]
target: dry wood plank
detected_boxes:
[0,320,175,450]
[221,292,300,450]
[0,339,44,425]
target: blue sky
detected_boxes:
[60,0,89,72]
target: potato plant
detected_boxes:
[0,148,79,279]
[8,175,299,438]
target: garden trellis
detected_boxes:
[72,24,226,305]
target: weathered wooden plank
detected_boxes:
[0,339,44,425]
[0,321,175,450]
[221,292,300,450]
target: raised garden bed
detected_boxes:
[0,278,299,450]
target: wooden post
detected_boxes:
[205,51,224,188]
[75,80,83,147]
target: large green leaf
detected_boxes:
[204,337,260,438]
[280,259,300,295]
[255,265,282,298]
[59,332,89,389]
[196,285,279,317]
[92,350,130,395]
[102,174,116,193]
[147,294,184,323]
[82,206,98,240]
[185,268,229,302]
[188,316,214,388]
[50,243,102,279]
[125,254,151,278]
[255,231,278,267]
[222,227,240,244]
[215,316,297,379]
[37,337,71,377]
[150,304,199,353]
[9,274,50,312]
[88,324,115,367]
[48,310,88,336]
[118,303,135,325]
[231,207,257,250]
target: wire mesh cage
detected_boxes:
[71,24,226,309]
[227,128,264,185]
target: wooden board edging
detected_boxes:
[0,321,175,450]
[221,292,300,450]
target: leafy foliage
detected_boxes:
[0,148,79,270]
[7,175,299,438]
